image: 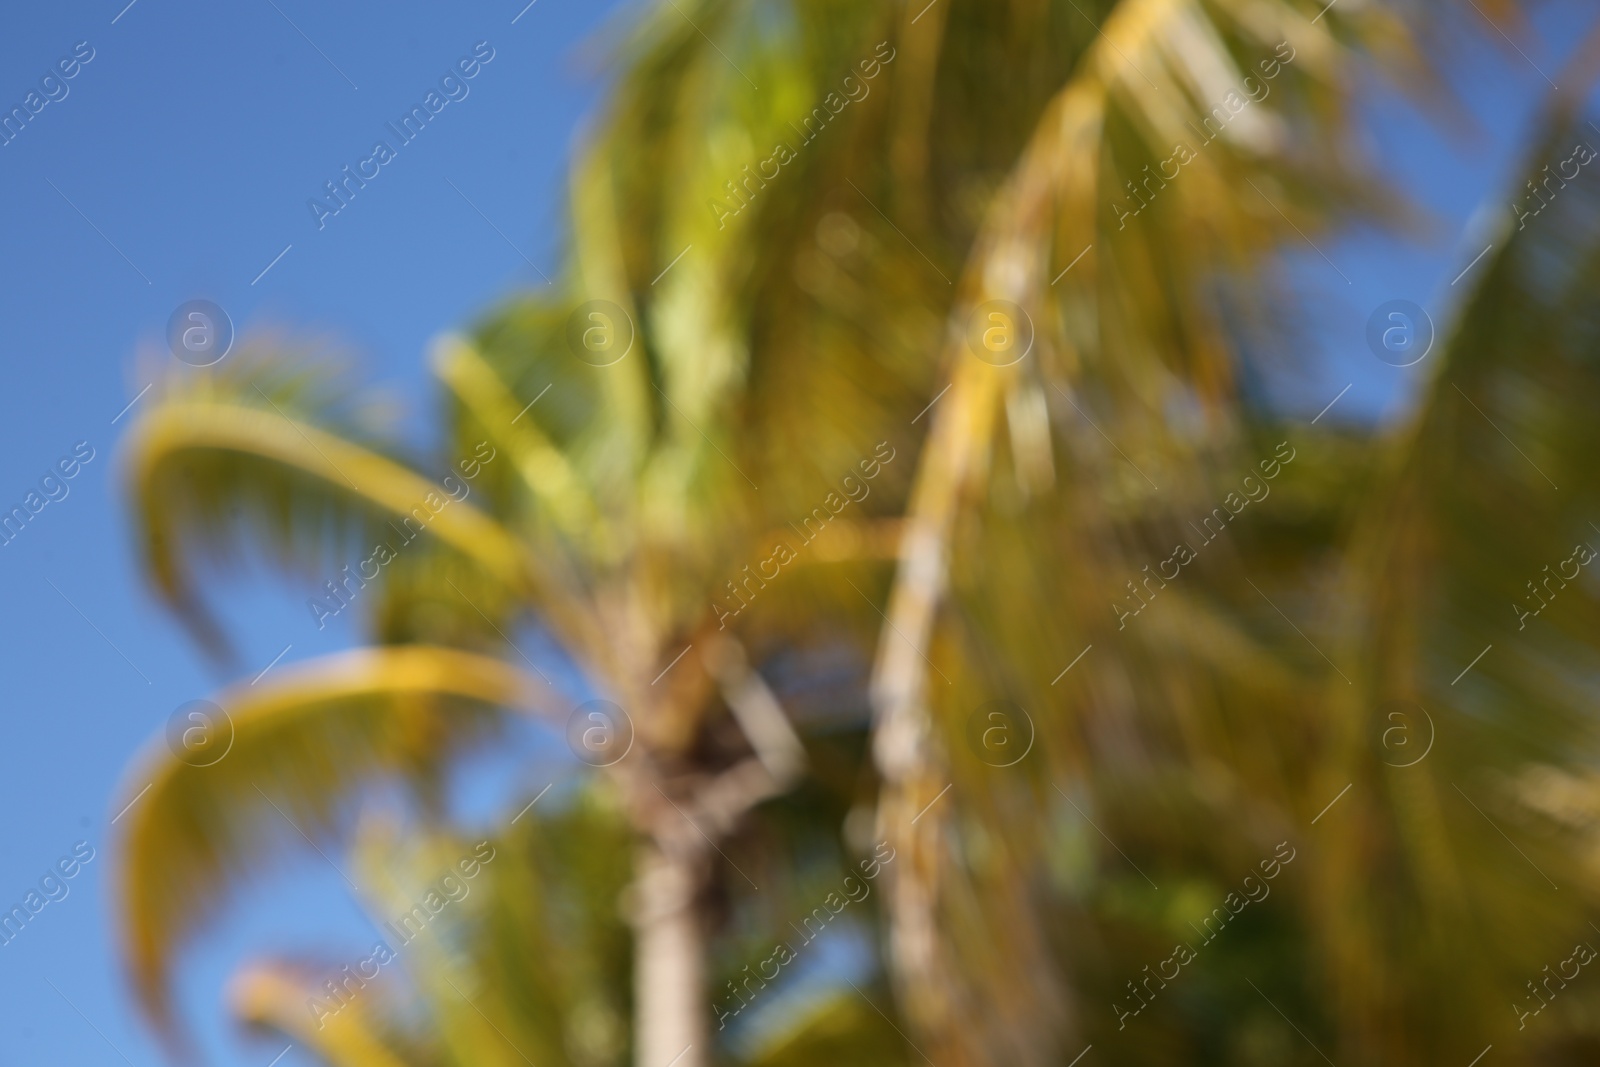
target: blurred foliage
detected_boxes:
[109,1,1600,1065]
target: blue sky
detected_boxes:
[0,2,626,1063]
[0,1,1592,1065]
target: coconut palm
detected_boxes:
[109,1,1591,1066]
[115,309,900,1067]
[868,10,1600,1067]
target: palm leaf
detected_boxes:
[115,646,551,1035]
[1306,95,1600,1063]
[230,961,419,1067]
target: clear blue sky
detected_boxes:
[0,1,1590,1065]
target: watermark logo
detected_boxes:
[308,41,497,230]
[565,300,635,367]
[1377,699,1434,768]
[1365,299,1433,367]
[966,300,1033,367]
[0,40,95,151]
[965,699,1035,767]
[165,699,234,767]
[566,700,633,766]
[167,300,234,367]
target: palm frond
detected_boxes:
[230,961,418,1067]
[115,646,551,1034]
[1306,96,1600,1062]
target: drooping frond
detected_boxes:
[230,961,416,1067]
[864,0,1409,1059]
[121,386,547,635]
[1304,96,1600,1062]
[115,646,552,1035]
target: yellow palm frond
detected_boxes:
[231,962,415,1067]
[115,645,552,1035]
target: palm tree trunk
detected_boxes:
[632,840,705,1067]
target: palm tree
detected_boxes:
[112,1,1600,1065]
[116,310,897,1067]
[867,9,1600,1067]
